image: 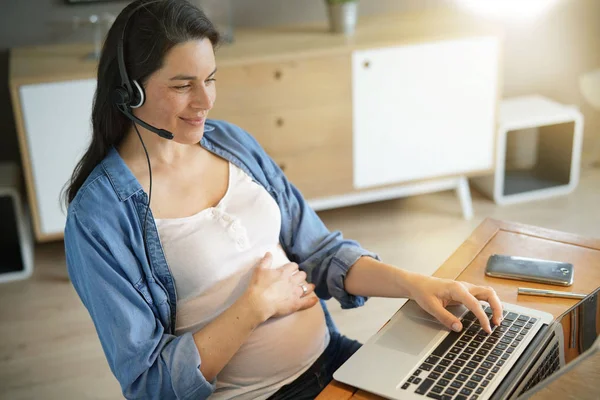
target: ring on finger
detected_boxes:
[300,283,308,296]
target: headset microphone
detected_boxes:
[115,103,174,140]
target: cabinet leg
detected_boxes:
[456,177,474,220]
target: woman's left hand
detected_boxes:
[409,276,503,334]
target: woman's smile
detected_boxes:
[180,115,205,126]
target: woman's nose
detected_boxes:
[191,86,214,110]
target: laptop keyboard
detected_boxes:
[400,306,538,400]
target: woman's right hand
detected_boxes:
[245,252,319,321]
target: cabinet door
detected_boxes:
[352,36,499,189]
[19,79,96,238]
[210,54,354,199]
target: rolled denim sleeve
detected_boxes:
[328,244,380,308]
[259,150,380,309]
[65,211,216,399]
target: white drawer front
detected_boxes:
[20,79,96,236]
[352,36,499,188]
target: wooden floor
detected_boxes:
[1,167,599,400]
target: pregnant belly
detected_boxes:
[218,300,329,384]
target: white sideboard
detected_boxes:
[10,10,502,241]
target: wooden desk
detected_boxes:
[317,218,600,400]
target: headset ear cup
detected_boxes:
[112,86,130,108]
[130,80,145,108]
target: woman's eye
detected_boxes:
[206,78,217,84]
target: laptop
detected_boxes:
[333,285,600,400]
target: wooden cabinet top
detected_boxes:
[9,8,501,86]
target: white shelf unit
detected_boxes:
[473,95,584,205]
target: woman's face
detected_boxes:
[135,38,217,144]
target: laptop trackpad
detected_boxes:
[375,301,449,356]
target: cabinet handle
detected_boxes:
[278,163,287,172]
[363,60,370,69]
[274,70,283,80]
[276,117,284,127]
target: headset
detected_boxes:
[111,0,171,259]
[112,1,174,140]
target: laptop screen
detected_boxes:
[556,285,600,365]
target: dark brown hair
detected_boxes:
[64,0,220,205]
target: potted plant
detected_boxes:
[325,0,359,35]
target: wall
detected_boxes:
[1,0,599,166]
[499,0,600,166]
[0,0,127,165]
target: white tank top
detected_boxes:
[155,162,330,399]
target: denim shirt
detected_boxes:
[64,119,379,400]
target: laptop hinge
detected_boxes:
[489,324,551,400]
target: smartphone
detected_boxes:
[485,254,574,286]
